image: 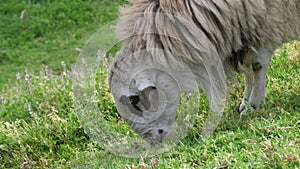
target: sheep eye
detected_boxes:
[129,95,142,111]
[119,86,158,117]
[119,95,143,117]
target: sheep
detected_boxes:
[108,0,299,145]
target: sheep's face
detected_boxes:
[110,67,181,145]
[108,48,199,145]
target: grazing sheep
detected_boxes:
[108,0,299,145]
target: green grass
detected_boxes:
[0,0,299,168]
[0,0,126,88]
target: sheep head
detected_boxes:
[109,50,198,145]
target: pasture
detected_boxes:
[0,0,299,168]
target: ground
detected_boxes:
[0,0,299,168]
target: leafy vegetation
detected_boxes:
[0,0,299,168]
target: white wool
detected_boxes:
[110,0,299,112]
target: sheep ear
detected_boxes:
[139,86,159,112]
[119,95,143,117]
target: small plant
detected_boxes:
[0,64,89,168]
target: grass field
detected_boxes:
[0,0,299,168]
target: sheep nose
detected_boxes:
[158,129,165,135]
